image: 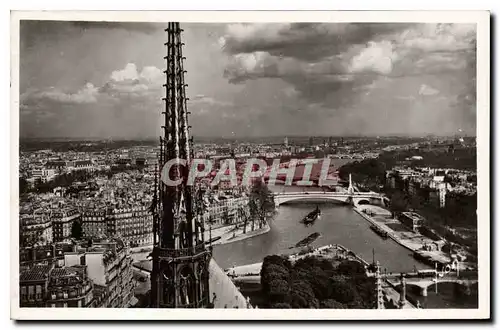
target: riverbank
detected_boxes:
[210,222,271,246]
[127,221,271,259]
[226,244,369,277]
[353,205,453,267]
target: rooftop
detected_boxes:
[20,265,52,282]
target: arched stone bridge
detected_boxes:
[274,191,386,207]
[385,272,478,297]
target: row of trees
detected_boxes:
[260,255,376,309]
[337,158,388,191]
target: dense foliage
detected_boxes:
[260,255,376,309]
[249,180,275,229]
[338,158,388,191]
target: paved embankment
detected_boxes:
[211,222,271,246]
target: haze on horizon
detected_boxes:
[19,21,477,139]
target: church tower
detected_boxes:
[150,22,212,308]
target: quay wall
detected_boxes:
[353,207,417,253]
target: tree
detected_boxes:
[337,260,366,276]
[249,180,275,229]
[320,299,346,309]
[222,210,232,226]
[71,220,83,240]
[248,199,258,231]
[260,255,375,309]
[207,214,217,228]
[329,279,357,304]
[238,206,248,234]
[271,302,292,309]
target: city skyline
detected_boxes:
[20,21,476,139]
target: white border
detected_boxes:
[10,10,490,320]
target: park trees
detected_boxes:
[260,255,376,309]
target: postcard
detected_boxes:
[10,10,490,320]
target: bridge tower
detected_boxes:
[150,22,211,308]
[347,173,355,195]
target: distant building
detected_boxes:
[82,209,107,239]
[46,265,94,308]
[67,160,94,172]
[203,196,249,228]
[31,168,57,183]
[135,157,146,166]
[19,264,52,307]
[399,212,425,233]
[51,209,80,242]
[44,160,67,173]
[20,211,53,247]
[19,243,74,266]
[107,205,153,247]
[64,238,135,308]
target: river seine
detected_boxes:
[212,184,478,309]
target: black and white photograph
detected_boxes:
[10,10,490,320]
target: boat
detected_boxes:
[301,206,321,226]
[370,224,388,239]
[290,232,321,249]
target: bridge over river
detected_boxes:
[274,190,388,207]
[383,271,478,297]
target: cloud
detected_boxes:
[221,23,413,61]
[20,82,98,106]
[348,40,396,75]
[19,23,477,138]
[418,84,440,96]
[20,62,165,110]
[99,63,163,97]
[218,22,477,136]
[190,94,232,106]
[70,21,162,34]
[400,23,476,53]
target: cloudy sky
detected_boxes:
[19,21,476,139]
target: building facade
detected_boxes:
[51,208,81,242]
[31,168,57,183]
[203,196,250,228]
[64,238,135,308]
[20,211,53,247]
[81,209,107,239]
[399,212,425,233]
[107,206,153,247]
[46,265,94,308]
[20,265,52,307]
